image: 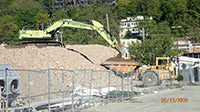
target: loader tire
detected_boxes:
[142,70,158,87]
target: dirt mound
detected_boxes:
[65,45,118,65]
[0,44,118,70]
[0,44,121,103]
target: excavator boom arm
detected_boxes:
[44,19,118,47]
[19,19,125,53]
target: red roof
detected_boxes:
[176,38,192,41]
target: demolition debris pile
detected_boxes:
[0,44,118,70]
[0,44,120,100]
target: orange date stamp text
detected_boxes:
[161,98,189,103]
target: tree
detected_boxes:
[0,0,13,16]
[60,3,119,46]
[163,0,188,26]
[136,0,162,21]
[187,0,200,27]
[8,0,45,29]
[0,15,18,44]
[38,0,52,14]
[124,30,132,39]
[52,9,68,22]
[115,0,162,21]
[129,21,176,65]
[114,0,132,18]
[35,12,51,29]
[137,18,157,39]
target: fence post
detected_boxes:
[121,73,124,101]
[0,86,2,110]
[28,72,31,112]
[71,71,75,112]
[108,71,111,102]
[48,69,51,112]
[62,70,64,112]
[131,72,134,93]
[169,70,173,89]
[89,70,93,107]
[5,68,8,112]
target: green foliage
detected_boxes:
[0,0,199,54]
[137,18,157,37]
[129,21,177,65]
[0,15,18,44]
[57,3,119,45]
[115,0,200,28]
[124,30,133,39]
[176,75,183,81]
[52,9,68,22]
[38,0,51,13]
[8,0,45,29]
[35,12,51,29]
[163,0,188,26]
[0,0,13,16]
[115,0,162,21]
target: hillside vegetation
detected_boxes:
[0,0,199,64]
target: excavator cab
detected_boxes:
[39,23,51,30]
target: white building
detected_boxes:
[120,38,141,48]
[119,16,153,38]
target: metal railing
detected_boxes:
[0,68,173,112]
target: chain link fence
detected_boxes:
[0,68,173,112]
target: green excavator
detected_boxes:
[19,19,119,50]
[19,18,141,80]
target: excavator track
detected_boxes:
[21,41,65,47]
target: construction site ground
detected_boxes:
[0,44,186,111]
[84,85,200,112]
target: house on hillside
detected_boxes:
[119,16,151,48]
[119,16,153,39]
[174,37,200,58]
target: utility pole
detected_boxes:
[142,27,145,40]
[172,25,182,76]
[73,0,76,5]
[106,14,110,32]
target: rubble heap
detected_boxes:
[0,44,118,70]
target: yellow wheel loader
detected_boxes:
[139,57,177,86]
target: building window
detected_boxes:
[127,23,130,27]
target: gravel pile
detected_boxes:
[0,44,120,102]
[0,44,118,70]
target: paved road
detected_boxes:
[85,85,200,112]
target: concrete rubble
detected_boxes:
[0,44,121,102]
[0,44,118,70]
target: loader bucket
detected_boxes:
[101,55,141,74]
